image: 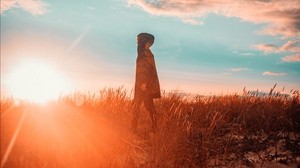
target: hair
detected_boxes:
[137,33,155,54]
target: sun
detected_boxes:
[6,60,71,103]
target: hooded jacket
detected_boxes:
[134,48,161,99]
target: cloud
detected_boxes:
[220,67,249,76]
[233,51,254,56]
[254,44,279,53]
[240,53,254,56]
[281,54,300,62]
[182,18,203,25]
[262,71,287,76]
[254,40,300,53]
[254,41,300,62]
[0,0,17,13]
[128,0,300,38]
[227,68,249,72]
[0,0,48,15]
[280,40,300,53]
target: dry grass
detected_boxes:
[1,86,299,167]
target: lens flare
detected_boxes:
[6,60,71,103]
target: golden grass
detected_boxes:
[1,86,299,167]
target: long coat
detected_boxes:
[134,49,161,100]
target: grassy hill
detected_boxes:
[1,87,299,167]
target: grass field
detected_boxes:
[1,86,300,168]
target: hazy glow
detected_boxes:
[6,60,71,103]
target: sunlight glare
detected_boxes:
[6,60,71,103]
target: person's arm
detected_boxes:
[136,55,152,91]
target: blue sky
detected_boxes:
[1,0,300,97]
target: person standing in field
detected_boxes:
[131,33,161,133]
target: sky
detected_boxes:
[1,0,300,98]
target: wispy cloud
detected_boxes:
[281,54,300,63]
[254,40,300,53]
[254,40,300,62]
[280,40,300,53]
[227,68,249,72]
[128,0,300,38]
[0,0,48,15]
[240,53,254,56]
[182,18,203,25]
[233,51,254,56]
[262,71,287,76]
[0,0,17,14]
[220,67,249,76]
[254,44,279,53]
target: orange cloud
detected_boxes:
[0,0,17,13]
[281,54,300,62]
[0,0,48,15]
[280,40,300,53]
[255,40,300,53]
[254,44,279,53]
[262,71,287,76]
[128,0,300,38]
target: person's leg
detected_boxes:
[143,98,157,131]
[131,99,141,133]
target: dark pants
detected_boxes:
[131,96,157,132]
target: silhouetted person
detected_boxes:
[131,33,161,133]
